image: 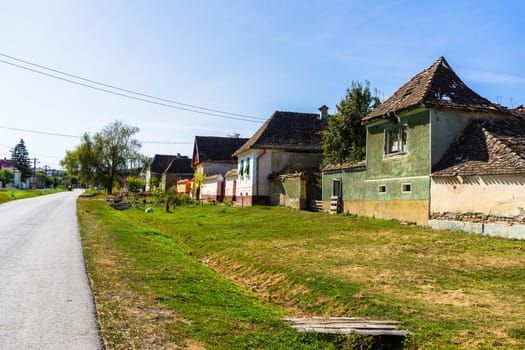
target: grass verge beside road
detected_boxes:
[0,188,66,204]
[78,197,525,349]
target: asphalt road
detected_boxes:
[0,190,104,349]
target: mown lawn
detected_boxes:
[78,197,525,349]
[0,188,65,204]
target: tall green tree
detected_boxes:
[10,139,32,180]
[321,81,381,166]
[61,121,142,194]
[0,169,14,186]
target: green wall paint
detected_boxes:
[366,111,431,179]
[322,170,429,201]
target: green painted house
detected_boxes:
[322,57,518,225]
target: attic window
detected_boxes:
[398,87,414,102]
[440,94,452,101]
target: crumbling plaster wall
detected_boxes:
[431,175,525,223]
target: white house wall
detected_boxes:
[224,176,236,198]
[236,151,261,197]
[236,149,322,200]
[431,175,525,220]
[201,176,223,198]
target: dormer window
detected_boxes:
[385,126,408,155]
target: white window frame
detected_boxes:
[401,183,412,193]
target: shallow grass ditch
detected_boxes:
[78,197,525,349]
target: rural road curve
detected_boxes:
[0,190,104,349]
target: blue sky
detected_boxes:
[1,0,524,169]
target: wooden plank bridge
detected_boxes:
[283,317,412,337]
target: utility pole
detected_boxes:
[32,157,39,189]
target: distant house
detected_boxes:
[160,157,193,192]
[322,57,520,230]
[146,154,177,191]
[0,159,22,188]
[177,178,192,195]
[192,136,248,200]
[146,154,190,192]
[233,108,327,208]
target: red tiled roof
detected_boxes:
[363,57,512,123]
[322,160,366,172]
[432,119,525,177]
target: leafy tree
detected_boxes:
[10,139,32,180]
[227,132,241,138]
[321,81,381,166]
[0,169,14,186]
[61,121,142,194]
[149,175,160,190]
[126,176,145,193]
[37,172,52,188]
[192,171,206,200]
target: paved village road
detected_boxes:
[0,190,104,349]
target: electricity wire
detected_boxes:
[0,52,264,120]
[0,57,264,123]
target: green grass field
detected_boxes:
[0,188,65,204]
[78,197,525,349]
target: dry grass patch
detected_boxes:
[79,203,192,349]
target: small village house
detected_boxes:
[322,57,522,234]
[160,157,193,192]
[176,178,192,195]
[192,136,248,201]
[429,118,525,237]
[0,159,23,188]
[233,108,327,208]
[145,154,180,191]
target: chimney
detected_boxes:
[318,105,328,122]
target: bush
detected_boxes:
[126,176,145,193]
[175,193,192,205]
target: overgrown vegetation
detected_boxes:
[78,199,525,349]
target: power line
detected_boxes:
[0,58,264,123]
[1,53,265,121]
[0,125,193,144]
[0,125,79,138]
[0,52,265,121]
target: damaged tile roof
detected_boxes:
[322,160,366,172]
[432,119,525,177]
[363,57,512,123]
[512,105,525,118]
[233,111,325,156]
[193,136,249,164]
